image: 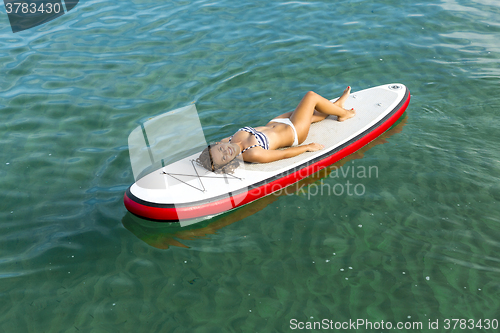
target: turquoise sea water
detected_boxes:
[1,0,499,332]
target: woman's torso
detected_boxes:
[232,121,294,151]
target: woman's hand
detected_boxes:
[305,143,324,152]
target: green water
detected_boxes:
[1,0,499,332]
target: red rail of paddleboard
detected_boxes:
[124,90,410,222]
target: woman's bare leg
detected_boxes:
[288,87,355,143]
[273,110,329,123]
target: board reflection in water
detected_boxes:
[123,114,408,249]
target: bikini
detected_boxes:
[230,118,299,155]
[270,118,299,146]
[230,127,270,154]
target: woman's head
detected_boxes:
[196,142,240,173]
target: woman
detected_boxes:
[197,86,356,173]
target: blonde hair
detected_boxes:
[196,144,240,174]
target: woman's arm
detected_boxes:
[243,143,324,163]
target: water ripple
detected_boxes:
[1,0,500,330]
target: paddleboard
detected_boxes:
[124,83,410,224]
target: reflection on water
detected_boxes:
[2,0,500,329]
[123,114,408,249]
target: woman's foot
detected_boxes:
[335,86,356,121]
[334,86,351,108]
[338,108,356,122]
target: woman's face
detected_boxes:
[210,142,239,167]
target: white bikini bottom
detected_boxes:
[270,118,299,146]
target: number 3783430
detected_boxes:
[5,2,62,14]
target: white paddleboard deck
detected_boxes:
[124,83,410,222]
